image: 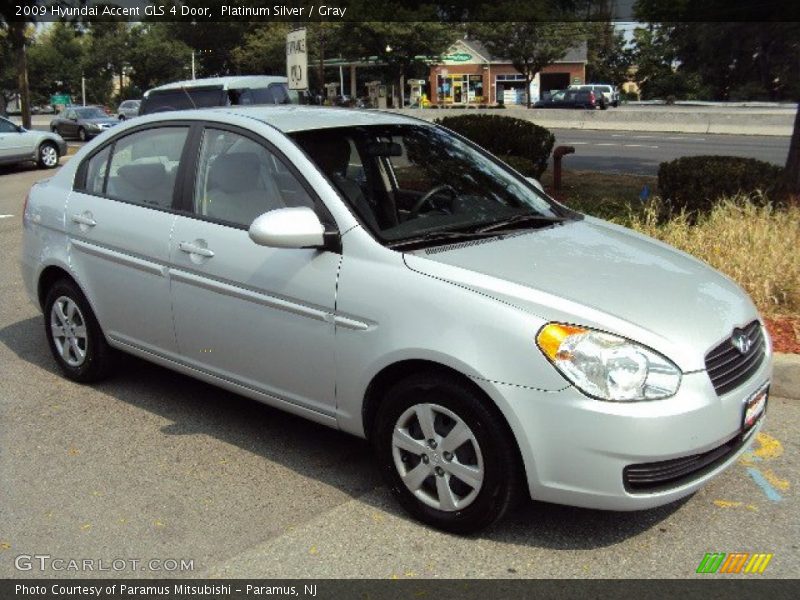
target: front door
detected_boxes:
[169,125,340,415]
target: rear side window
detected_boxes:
[240,84,292,105]
[104,127,189,209]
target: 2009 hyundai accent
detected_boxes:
[21,106,772,533]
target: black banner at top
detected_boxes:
[2,0,800,23]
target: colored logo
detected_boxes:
[696,552,773,574]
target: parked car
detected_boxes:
[0,115,66,169]
[116,99,141,120]
[21,106,771,534]
[535,88,599,109]
[571,84,620,108]
[49,106,119,141]
[139,76,298,116]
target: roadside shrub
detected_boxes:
[434,114,555,177]
[628,198,800,315]
[658,155,784,214]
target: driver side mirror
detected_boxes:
[249,207,332,250]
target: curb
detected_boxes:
[773,353,800,400]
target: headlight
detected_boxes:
[88,123,101,130]
[536,323,681,401]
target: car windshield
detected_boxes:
[76,108,107,119]
[291,124,575,247]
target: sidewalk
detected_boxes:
[774,353,800,400]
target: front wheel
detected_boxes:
[44,278,113,383]
[374,372,522,534]
[37,141,59,169]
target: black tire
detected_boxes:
[51,126,59,134]
[118,115,126,121]
[44,278,113,383]
[373,372,522,534]
[78,127,87,142]
[37,141,59,169]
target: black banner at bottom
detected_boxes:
[3,579,800,600]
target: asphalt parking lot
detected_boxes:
[0,163,797,579]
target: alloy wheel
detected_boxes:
[391,402,484,511]
[50,296,88,367]
[40,144,58,167]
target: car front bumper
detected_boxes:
[473,345,773,511]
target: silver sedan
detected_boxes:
[0,116,66,169]
[20,107,772,533]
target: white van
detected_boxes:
[139,76,300,115]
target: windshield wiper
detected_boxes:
[475,213,566,234]
[388,229,505,249]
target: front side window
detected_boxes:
[105,127,188,208]
[192,128,314,227]
[291,125,574,247]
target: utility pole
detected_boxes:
[81,76,86,106]
[191,51,196,80]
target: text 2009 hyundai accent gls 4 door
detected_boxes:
[20,106,772,533]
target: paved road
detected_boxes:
[0,164,797,579]
[550,129,791,175]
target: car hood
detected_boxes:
[403,217,761,372]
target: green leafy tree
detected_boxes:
[126,23,192,91]
[27,22,85,105]
[232,23,293,76]
[474,22,587,108]
[0,3,36,127]
[586,21,632,87]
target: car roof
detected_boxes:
[197,105,428,133]
[145,76,288,95]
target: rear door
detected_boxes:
[67,123,192,355]
[0,118,25,160]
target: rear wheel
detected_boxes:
[37,141,59,169]
[374,372,522,534]
[78,127,87,142]
[44,279,113,383]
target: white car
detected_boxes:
[20,106,771,533]
[0,116,66,169]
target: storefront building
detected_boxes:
[428,39,587,105]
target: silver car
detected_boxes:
[116,99,141,120]
[0,116,66,169]
[20,107,772,533]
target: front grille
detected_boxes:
[705,320,765,396]
[623,434,747,492]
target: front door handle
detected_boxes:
[179,241,215,258]
[70,212,96,227]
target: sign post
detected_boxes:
[286,28,308,91]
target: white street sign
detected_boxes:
[286,28,308,91]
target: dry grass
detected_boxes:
[626,199,800,317]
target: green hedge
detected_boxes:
[434,114,554,178]
[658,156,784,213]
[498,154,538,177]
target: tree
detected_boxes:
[474,22,587,108]
[27,23,85,105]
[231,23,293,76]
[586,21,632,87]
[0,4,35,128]
[126,24,192,91]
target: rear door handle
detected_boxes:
[70,213,96,227]
[179,241,215,258]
